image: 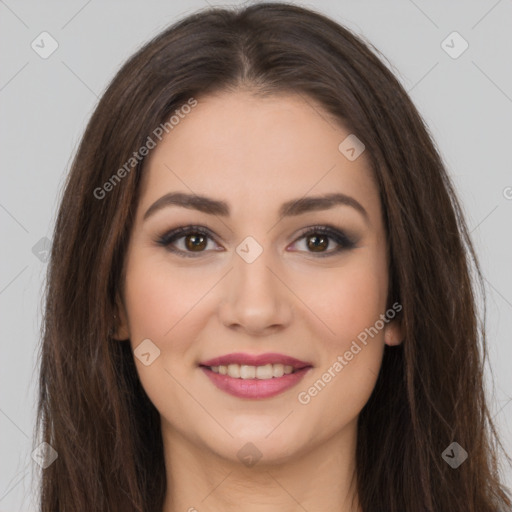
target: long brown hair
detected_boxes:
[36,2,512,511]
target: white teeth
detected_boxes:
[256,364,273,379]
[284,365,293,375]
[227,364,240,378]
[208,363,301,379]
[240,365,256,379]
[272,364,284,378]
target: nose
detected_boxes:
[217,243,293,336]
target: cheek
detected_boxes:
[123,254,208,345]
[301,250,388,343]
[293,251,387,412]
[122,256,209,429]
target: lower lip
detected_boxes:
[200,366,312,399]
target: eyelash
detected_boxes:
[156,224,357,258]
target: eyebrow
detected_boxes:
[143,191,369,223]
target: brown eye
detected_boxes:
[306,233,329,252]
[184,233,208,252]
[157,226,219,258]
[158,224,356,259]
[290,226,356,257]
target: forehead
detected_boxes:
[139,90,380,222]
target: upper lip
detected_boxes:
[200,352,313,369]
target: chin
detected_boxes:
[207,420,310,466]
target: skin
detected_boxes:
[114,89,403,512]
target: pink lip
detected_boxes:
[200,352,312,369]
[200,366,312,399]
[199,352,313,399]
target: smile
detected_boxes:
[199,352,313,399]
[209,363,296,379]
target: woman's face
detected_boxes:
[115,90,402,465]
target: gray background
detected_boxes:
[1,0,511,509]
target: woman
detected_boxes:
[36,2,512,511]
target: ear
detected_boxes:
[111,293,130,341]
[383,318,404,347]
